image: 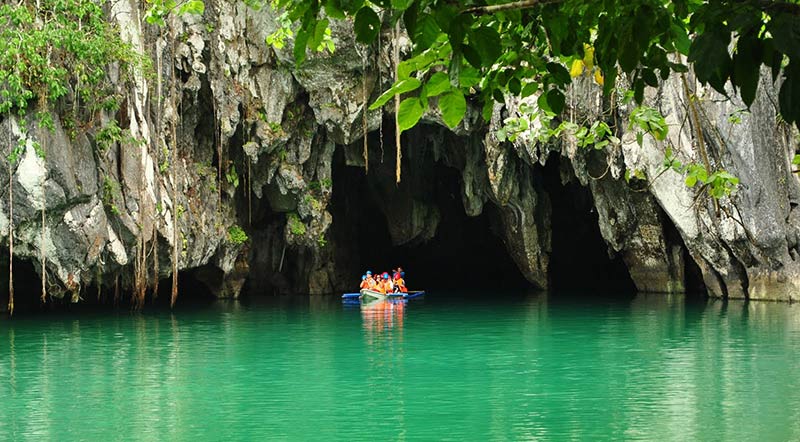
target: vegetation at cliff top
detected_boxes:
[0,0,139,121]
[271,0,800,131]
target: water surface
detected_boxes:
[1,292,799,440]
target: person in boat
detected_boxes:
[393,267,404,281]
[359,275,369,290]
[393,272,408,293]
[367,272,379,290]
[380,272,393,294]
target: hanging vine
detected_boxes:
[170,37,180,309]
[362,43,369,174]
[393,20,401,184]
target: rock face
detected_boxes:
[2,2,799,310]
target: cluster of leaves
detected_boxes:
[0,0,137,116]
[226,163,240,188]
[663,147,740,198]
[286,212,306,236]
[227,225,249,245]
[266,10,335,54]
[102,175,122,215]
[267,0,800,133]
[495,102,619,150]
[628,105,668,146]
[144,0,205,26]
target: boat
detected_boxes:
[359,288,386,301]
[341,290,426,301]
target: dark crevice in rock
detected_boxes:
[0,254,40,314]
[660,208,707,296]
[330,143,529,291]
[541,157,636,294]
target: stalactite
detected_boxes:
[393,20,401,184]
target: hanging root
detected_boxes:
[393,21,401,184]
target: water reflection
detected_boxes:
[0,293,798,440]
[361,298,406,333]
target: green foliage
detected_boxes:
[144,0,205,26]
[102,176,121,216]
[226,164,240,188]
[227,225,249,245]
[96,120,123,153]
[264,0,800,133]
[0,0,137,116]
[7,139,26,166]
[629,106,668,145]
[287,212,306,236]
[266,9,334,59]
[662,148,740,199]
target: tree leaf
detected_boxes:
[369,77,422,110]
[439,90,466,128]
[391,0,414,11]
[733,33,761,107]
[459,66,481,88]
[462,44,482,69]
[414,14,441,48]
[293,27,310,64]
[309,18,329,51]
[470,26,501,67]
[178,0,204,15]
[688,29,731,94]
[323,0,346,19]
[768,14,800,60]
[546,62,571,86]
[424,72,450,97]
[397,97,425,132]
[521,82,539,98]
[542,89,565,114]
[354,6,380,44]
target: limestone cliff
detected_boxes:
[1,0,798,310]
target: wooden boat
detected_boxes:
[359,288,386,301]
[341,290,425,301]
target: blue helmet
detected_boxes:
[400,271,405,277]
[362,275,367,280]
[366,270,372,275]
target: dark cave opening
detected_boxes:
[541,157,637,294]
[330,135,530,291]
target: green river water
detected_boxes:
[1,292,799,441]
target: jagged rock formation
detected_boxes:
[1,1,798,311]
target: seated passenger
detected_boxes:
[394,274,408,293]
[381,273,393,293]
[359,275,369,289]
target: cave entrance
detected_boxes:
[331,134,529,291]
[541,157,636,294]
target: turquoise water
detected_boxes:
[1,292,799,441]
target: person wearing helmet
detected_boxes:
[359,275,369,289]
[394,272,408,293]
[381,272,393,294]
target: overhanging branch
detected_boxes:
[461,0,563,15]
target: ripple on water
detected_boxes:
[1,293,799,440]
